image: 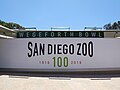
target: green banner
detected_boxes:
[17,31,104,38]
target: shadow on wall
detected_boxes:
[0,71,120,78]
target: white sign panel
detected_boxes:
[0,38,120,71]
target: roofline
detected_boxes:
[16,30,120,32]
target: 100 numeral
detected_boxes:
[53,57,68,67]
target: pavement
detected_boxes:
[0,72,120,90]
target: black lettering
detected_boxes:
[82,43,87,56]
[57,44,62,54]
[69,44,74,54]
[28,42,33,57]
[88,41,93,57]
[39,44,45,55]
[77,43,81,55]
[33,43,38,56]
[54,44,56,54]
[63,44,68,54]
[48,44,52,54]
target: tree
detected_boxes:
[103,21,120,30]
[0,20,25,29]
[103,23,112,30]
[112,22,118,29]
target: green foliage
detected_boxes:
[104,21,120,30]
[0,20,25,29]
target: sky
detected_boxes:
[0,0,120,30]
